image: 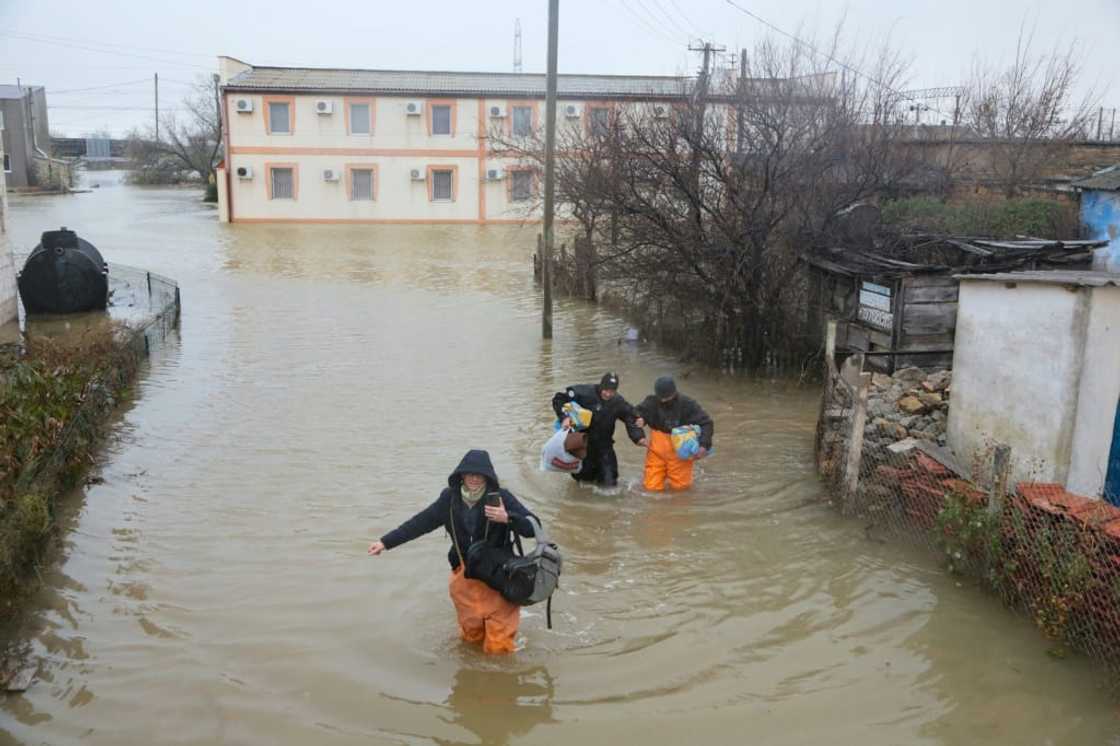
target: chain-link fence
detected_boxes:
[816,321,1120,674]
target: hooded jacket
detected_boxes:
[380,450,537,569]
[636,393,714,449]
[551,383,645,448]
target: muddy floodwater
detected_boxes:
[2,173,1119,745]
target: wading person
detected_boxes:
[635,376,714,492]
[551,372,645,488]
[367,449,537,654]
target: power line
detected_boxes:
[667,0,705,37]
[646,0,691,38]
[2,28,214,58]
[50,78,151,95]
[50,105,183,112]
[618,0,680,45]
[0,31,213,71]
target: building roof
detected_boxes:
[957,270,1120,287]
[1071,166,1120,192]
[0,84,40,100]
[224,66,696,99]
[804,238,1107,279]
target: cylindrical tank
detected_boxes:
[17,227,109,314]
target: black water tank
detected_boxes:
[17,228,109,314]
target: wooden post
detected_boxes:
[815,319,839,471]
[843,353,870,509]
[540,0,558,340]
[988,444,1012,516]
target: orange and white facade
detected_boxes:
[216,57,697,224]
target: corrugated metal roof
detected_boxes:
[957,270,1120,287]
[1071,165,1120,191]
[225,66,695,99]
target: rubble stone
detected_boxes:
[898,396,926,415]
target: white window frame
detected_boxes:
[431,169,453,201]
[268,101,291,135]
[350,168,374,201]
[510,170,533,202]
[431,105,452,136]
[349,102,371,135]
[270,167,295,200]
[511,106,533,137]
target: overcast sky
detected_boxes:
[1,0,1116,138]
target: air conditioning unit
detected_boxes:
[322,168,340,182]
[489,104,506,118]
[410,168,425,181]
[234,97,254,113]
[315,100,334,115]
[405,101,423,116]
[564,103,581,118]
[653,105,669,119]
[486,168,505,181]
[236,165,253,179]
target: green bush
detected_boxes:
[881,197,1080,239]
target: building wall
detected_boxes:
[1081,190,1120,271]
[947,280,1120,497]
[222,90,685,223]
[0,156,16,327]
[0,98,32,188]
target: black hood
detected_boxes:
[447,449,501,491]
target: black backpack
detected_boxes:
[451,503,563,628]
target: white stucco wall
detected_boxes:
[948,279,1120,496]
[220,86,719,223]
[1068,286,1120,495]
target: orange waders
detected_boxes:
[643,429,695,491]
[448,566,521,654]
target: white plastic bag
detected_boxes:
[540,427,584,473]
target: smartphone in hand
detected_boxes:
[486,492,502,507]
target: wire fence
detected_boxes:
[12,262,180,492]
[815,321,1120,675]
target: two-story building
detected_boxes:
[216,56,709,224]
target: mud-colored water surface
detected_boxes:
[2,173,1118,745]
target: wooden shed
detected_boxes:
[804,237,1106,372]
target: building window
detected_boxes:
[350,168,374,201]
[2,153,9,173]
[511,106,533,137]
[349,102,371,134]
[267,101,291,134]
[589,106,610,136]
[431,104,452,135]
[431,169,454,201]
[270,167,295,199]
[510,170,532,202]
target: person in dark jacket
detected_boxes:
[551,372,645,488]
[368,449,537,654]
[635,376,714,491]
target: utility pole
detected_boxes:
[1111,108,1116,141]
[687,40,724,222]
[542,0,559,340]
[513,18,523,74]
[1097,106,1104,140]
[736,48,746,154]
[154,73,159,142]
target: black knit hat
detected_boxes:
[600,372,620,391]
[654,376,677,399]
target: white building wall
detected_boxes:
[947,279,1120,497]
[221,86,717,224]
[1068,286,1120,495]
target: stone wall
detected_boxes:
[862,366,952,449]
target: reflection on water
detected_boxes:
[2,177,1120,745]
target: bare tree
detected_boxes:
[493,29,917,369]
[127,75,222,195]
[961,27,1097,197]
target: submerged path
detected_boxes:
[2,173,1118,745]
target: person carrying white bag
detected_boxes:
[540,427,589,473]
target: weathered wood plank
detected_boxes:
[898,332,955,351]
[905,285,959,303]
[896,352,954,370]
[902,303,957,336]
[904,275,959,288]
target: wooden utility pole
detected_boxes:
[154,73,159,141]
[736,48,746,153]
[687,40,724,223]
[541,0,559,339]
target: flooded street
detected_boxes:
[2,174,1119,745]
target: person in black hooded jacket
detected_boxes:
[368,449,537,654]
[550,372,645,488]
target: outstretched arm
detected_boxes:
[369,493,447,555]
